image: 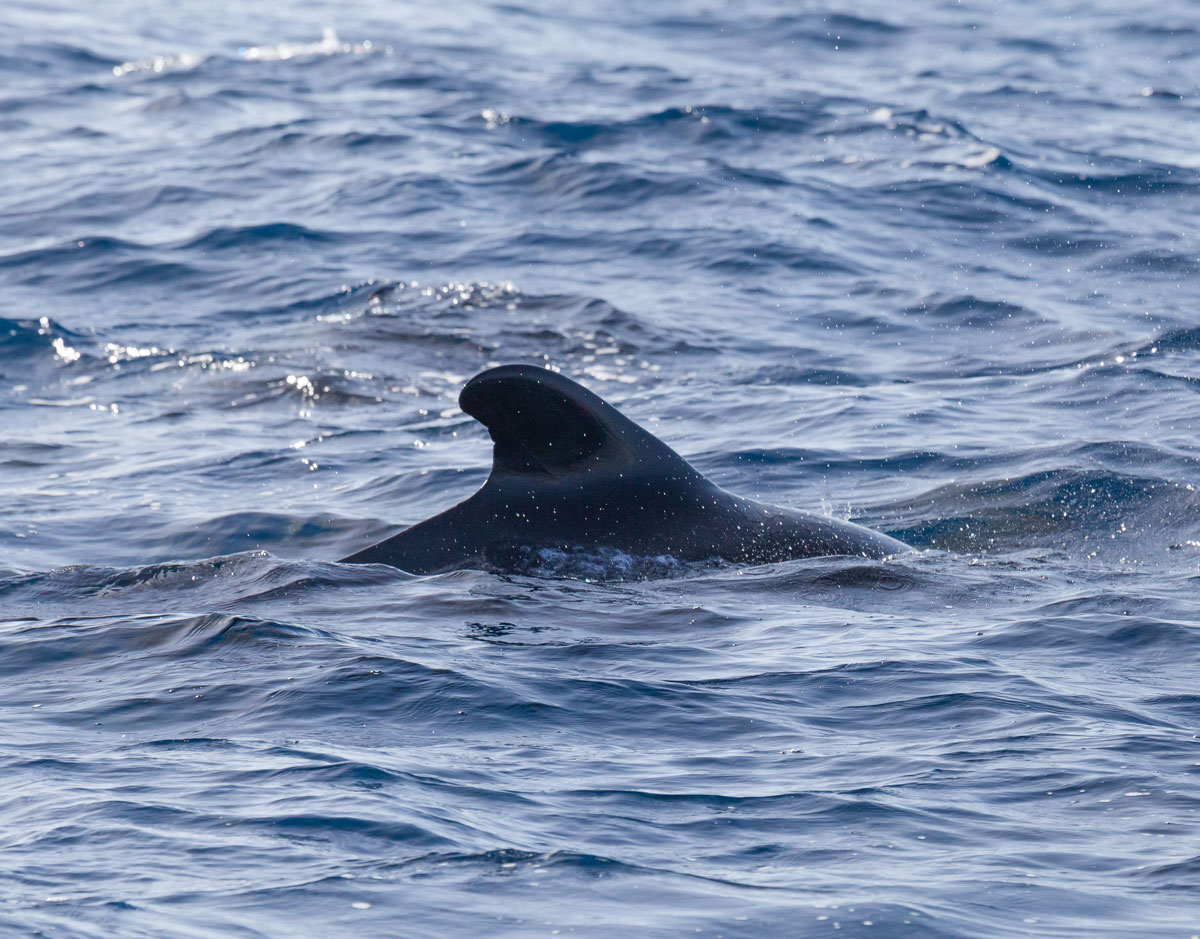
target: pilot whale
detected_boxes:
[342,364,907,573]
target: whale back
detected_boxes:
[342,364,908,571]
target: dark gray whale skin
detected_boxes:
[342,364,908,573]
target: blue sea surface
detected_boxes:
[3,0,1200,935]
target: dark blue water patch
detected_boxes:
[1089,248,1200,276]
[180,222,344,252]
[0,611,323,681]
[1147,325,1200,352]
[0,236,140,272]
[737,364,872,387]
[0,184,216,247]
[328,171,466,216]
[0,315,89,359]
[901,295,1041,330]
[778,12,908,45]
[215,123,417,157]
[0,236,210,291]
[497,103,828,154]
[147,512,369,560]
[566,62,692,102]
[1024,160,1200,199]
[0,79,121,117]
[705,239,865,277]
[705,159,794,189]
[848,177,1067,231]
[0,42,118,77]
[476,152,723,211]
[139,88,248,116]
[648,10,907,50]
[371,69,487,93]
[210,117,321,147]
[211,279,386,324]
[886,466,1199,554]
[1002,230,1114,256]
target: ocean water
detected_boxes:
[3,0,1200,935]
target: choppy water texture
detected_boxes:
[3,0,1200,935]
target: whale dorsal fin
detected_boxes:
[459,364,701,481]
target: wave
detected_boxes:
[111,28,388,78]
[888,461,1200,557]
[484,102,829,157]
